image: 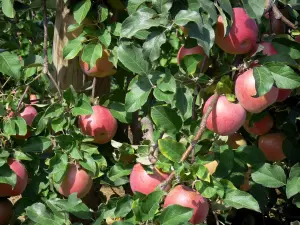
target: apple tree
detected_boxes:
[0,0,300,225]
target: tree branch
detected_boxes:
[43,0,62,100]
[161,91,219,190]
[17,85,30,112]
[272,4,297,30]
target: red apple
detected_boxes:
[163,185,209,224]
[0,198,13,225]
[203,95,246,135]
[129,163,169,195]
[243,113,274,135]
[0,159,28,197]
[276,89,292,102]
[260,42,277,56]
[58,163,93,198]
[296,36,300,42]
[78,105,118,144]
[265,9,289,34]
[80,49,116,78]
[227,133,247,149]
[235,69,279,113]
[177,46,209,71]
[29,94,39,104]
[215,8,258,54]
[258,133,286,162]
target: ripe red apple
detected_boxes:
[203,95,246,135]
[80,49,116,78]
[258,133,286,162]
[227,133,247,149]
[78,105,117,144]
[215,8,258,54]
[17,105,38,139]
[29,94,39,104]
[243,113,274,135]
[260,42,277,56]
[0,198,13,225]
[235,69,279,113]
[0,159,28,197]
[58,163,93,198]
[177,46,209,71]
[163,185,209,224]
[276,89,292,102]
[129,163,169,195]
[296,36,300,42]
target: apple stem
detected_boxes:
[16,85,30,112]
[161,91,220,190]
[272,5,297,30]
[42,0,62,101]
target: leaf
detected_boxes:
[151,106,183,135]
[81,44,103,69]
[23,137,52,153]
[98,29,111,48]
[13,116,27,136]
[107,164,132,182]
[26,203,64,225]
[73,0,91,24]
[143,30,166,62]
[72,95,93,116]
[286,177,300,199]
[125,75,152,112]
[44,103,65,119]
[118,43,150,75]
[159,205,193,225]
[156,70,176,93]
[114,195,132,218]
[4,118,16,136]
[174,10,201,26]
[121,8,160,38]
[217,0,233,18]
[158,139,186,163]
[127,0,147,15]
[139,190,165,221]
[63,86,78,106]
[98,6,108,22]
[51,117,67,133]
[108,102,132,123]
[180,54,203,75]
[50,154,68,183]
[2,0,15,18]
[0,163,17,187]
[0,51,21,80]
[175,87,193,120]
[188,0,217,25]
[152,0,172,14]
[79,153,97,175]
[63,38,85,60]
[241,0,264,22]
[235,146,266,166]
[251,163,286,188]
[265,63,300,89]
[224,189,261,213]
[252,66,274,97]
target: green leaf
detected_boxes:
[235,146,266,166]
[114,195,133,218]
[44,103,65,119]
[286,177,300,199]
[156,70,176,93]
[266,63,300,89]
[108,102,132,123]
[151,106,183,135]
[26,203,64,225]
[79,153,97,175]
[158,139,186,163]
[50,154,68,183]
[180,54,203,75]
[63,38,85,60]
[72,95,93,116]
[121,8,160,38]
[218,0,233,18]
[107,164,132,182]
[188,0,217,25]
[12,116,27,136]
[73,0,91,24]
[0,52,21,80]
[153,89,175,105]
[175,88,193,120]
[273,38,300,60]
[159,205,193,225]
[127,0,147,15]
[51,117,67,133]
[118,43,150,75]
[143,30,166,62]
[3,118,16,136]
[253,66,274,97]
[0,163,17,187]
[224,189,261,213]
[23,137,52,153]
[174,10,201,26]
[139,190,165,221]
[98,29,111,48]
[241,0,264,22]
[98,6,108,22]
[195,180,217,198]
[125,75,152,112]
[63,86,78,106]
[152,0,172,14]
[2,0,15,18]
[81,44,103,69]
[251,163,286,188]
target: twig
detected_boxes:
[92,77,97,99]
[42,0,62,100]
[263,0,274,14]
[161,91,219,190]
[16,85,30,112]
[2,77,11,90]
[209,200,220,225]
[272,4,297,30]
